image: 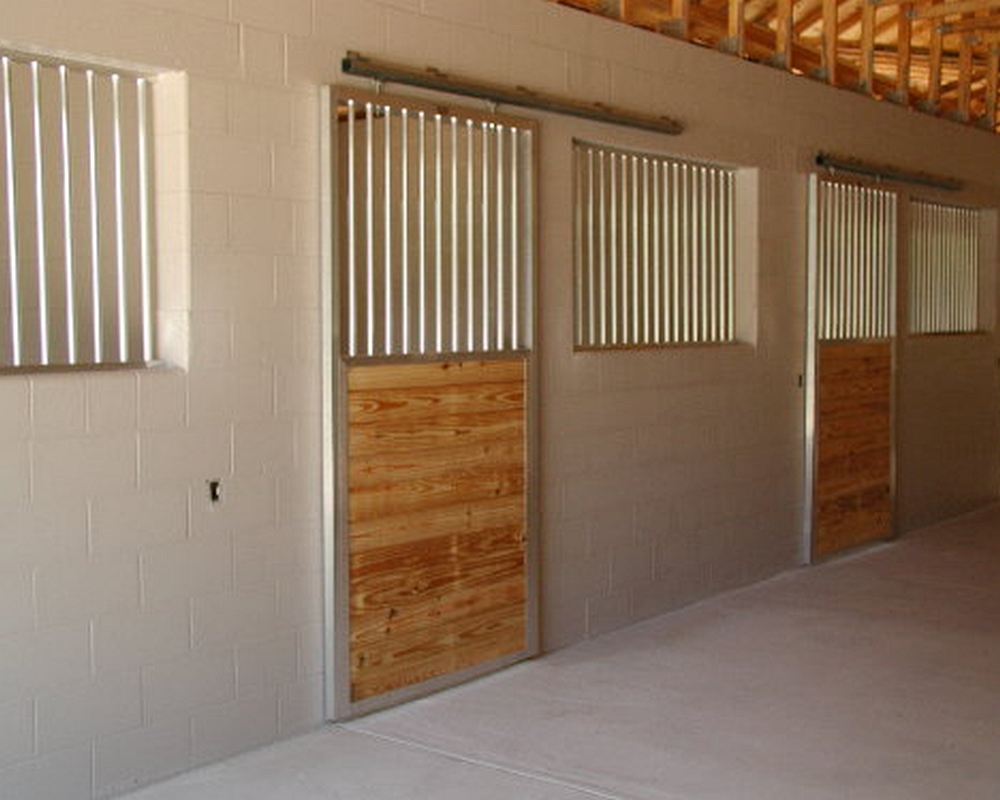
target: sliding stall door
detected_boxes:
[332,90,537,713]
[808,178,897,560]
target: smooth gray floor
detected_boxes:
[126,506,1000,799]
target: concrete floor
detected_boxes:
[125,506,1000,800]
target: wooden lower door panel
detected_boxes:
[813,340,892,559]
[347,358,527,702]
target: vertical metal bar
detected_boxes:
[418,111,427,354]
[586,147,596,346]
[831,183,840,339]
[708,168,718,341]
[683,164,698,342]
[651,156,661,343]
[609,152,618,345]
[838,184,848,339]
[631,154,640,345]
[804,174,821,564]
[345,99,357,357]
[868,188,877,338]
[726,170,734,339]
[384,103,393,355]
[481,121,490,351]
[909,201,918,334]
[510,127,519,349]
[641,157,650,345]
[923,202,931,333]
[969,208,978,330]
[451,116,459,352]
[875,189,885,337]
[617,153,625,345]
[434,113,443,353]
[31,61,51,364]
[888,193,897,335]
[137,77,153,363]
[58,65,77,364]
[879,194,893,336]
[465,118,474,352]
[363,102,374,357]
[496,124,504,349]
[946,205,951,330]
[111,72,127,362]
[952,207,960,329]
[574,145,582,345]
[86,70,103,362]
[858,186,866,338]
[847,184,857,339]
[821,183,830,339]
[671,161,681,344]
[692,165,701,342]
[908,203,924,333]
[699,166,709,342]
[401,108,409,354]
[932,203,938,331]
[861,187,870,338]
[599,150,607,347]
[720,170,729,341]
[2,56,22,367]
[664,161,673,343]
[622,152,630,344]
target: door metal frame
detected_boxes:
[804,173,901,564]
[321,85,540,721]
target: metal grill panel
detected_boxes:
[0,51,154,369]
[910,200,979,334]
[815,181,897,341]
[338,96,534,360]
[573,141,735,348]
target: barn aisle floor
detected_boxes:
[125,505,1000,799]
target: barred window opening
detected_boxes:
[573,141,736,349]
[1,49,155,371]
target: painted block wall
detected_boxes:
[0,0,997,797]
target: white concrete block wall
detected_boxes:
[0,0,997,797]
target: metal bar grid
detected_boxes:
[0,50,155,370]
[815,180,897,341]
[339,94,534,360]
[573,141,736,348]
[909,200,979,335]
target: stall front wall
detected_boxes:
[0,0,998,797]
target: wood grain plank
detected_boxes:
[350,494,525,554]
[347,359,524,391]
[348,381,525,428]
[814,341,892,558]
[351,597,526,701]
[347,359,528,702]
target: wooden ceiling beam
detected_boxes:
[861,0,878,90]
[665,0,691,39]
[822,0,840,82]
[940,14,1000,31]
[722,0,748,54]
[548,0,1000,134]
[912,0,1000,19]
[957,28,975,116]
[796,4,826,35]
[775,0,796,65]
[896,3,914,96]
[986,45,1000,126]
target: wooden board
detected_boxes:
[347,359,527,702]
[813,341,892,558]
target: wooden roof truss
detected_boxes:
[553,0,1000,131]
